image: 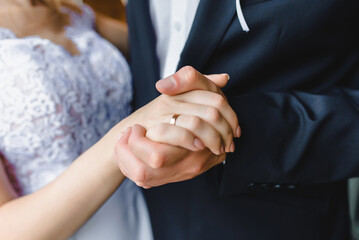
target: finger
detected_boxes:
[146,123,205,152]
[143,149,214,188]
[204,74,229,88]
[164,102,234,152]
[172,115,225,155]
[115,143,151,187]
[117,127,132,144]
[156,66,229,95]
[172,90,240,138]
[116,128,227,188]
[136,151,226,189]
[128,125,189,169]
[115,127,151,185]
[114,127,133,168]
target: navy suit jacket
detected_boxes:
[127,0,359,239]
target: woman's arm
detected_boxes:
[0,123,126,240]
[95,12,129,56]
[0,157,18,206]
[0,69,237,239]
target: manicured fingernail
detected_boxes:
[236,126,241,138]
[156,76,176,90]
[194,138,205,150]
[230,142,235,153]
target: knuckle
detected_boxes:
[149,151,165,169]
[206,107,221,122]
[213,94,226,108]
[181,66,197,84]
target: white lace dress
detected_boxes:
[0,5,153,240]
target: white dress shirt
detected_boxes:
[150,0,200,78]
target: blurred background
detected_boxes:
[84,0,127,22]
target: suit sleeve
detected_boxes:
[220,87,359,194]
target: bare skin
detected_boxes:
[0,1,128,55]
[0,1,239,239]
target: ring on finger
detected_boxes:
[170,114,180,126]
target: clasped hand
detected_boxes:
[114,66,240,188]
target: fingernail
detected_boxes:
[236,126,241,138]
[230,142,235,153]
[194,138,205,150]
[220,73,230,81]
[156,76,176,90]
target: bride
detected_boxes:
[0,0,238,239]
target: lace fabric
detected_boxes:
[0,4,132,195]
[0,5,155,240]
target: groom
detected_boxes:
[120,0,359,239]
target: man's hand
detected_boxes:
[156,66,229,96]
[114,66,240,188]
[116,125,226,188]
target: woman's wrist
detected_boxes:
[98,121,129,178]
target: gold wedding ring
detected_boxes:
[170,114,179,126]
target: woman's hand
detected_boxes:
[114,66,241,188]
[122,67,240,155]
[116,125,226,188]
[145,89,238,154]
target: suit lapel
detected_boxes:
[128,0,160,80]
[127,0,161,108]
[177,0,236,72]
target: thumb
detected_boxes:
[156,66,229,96]
[117,127,133,144]
[204,74,230,88]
